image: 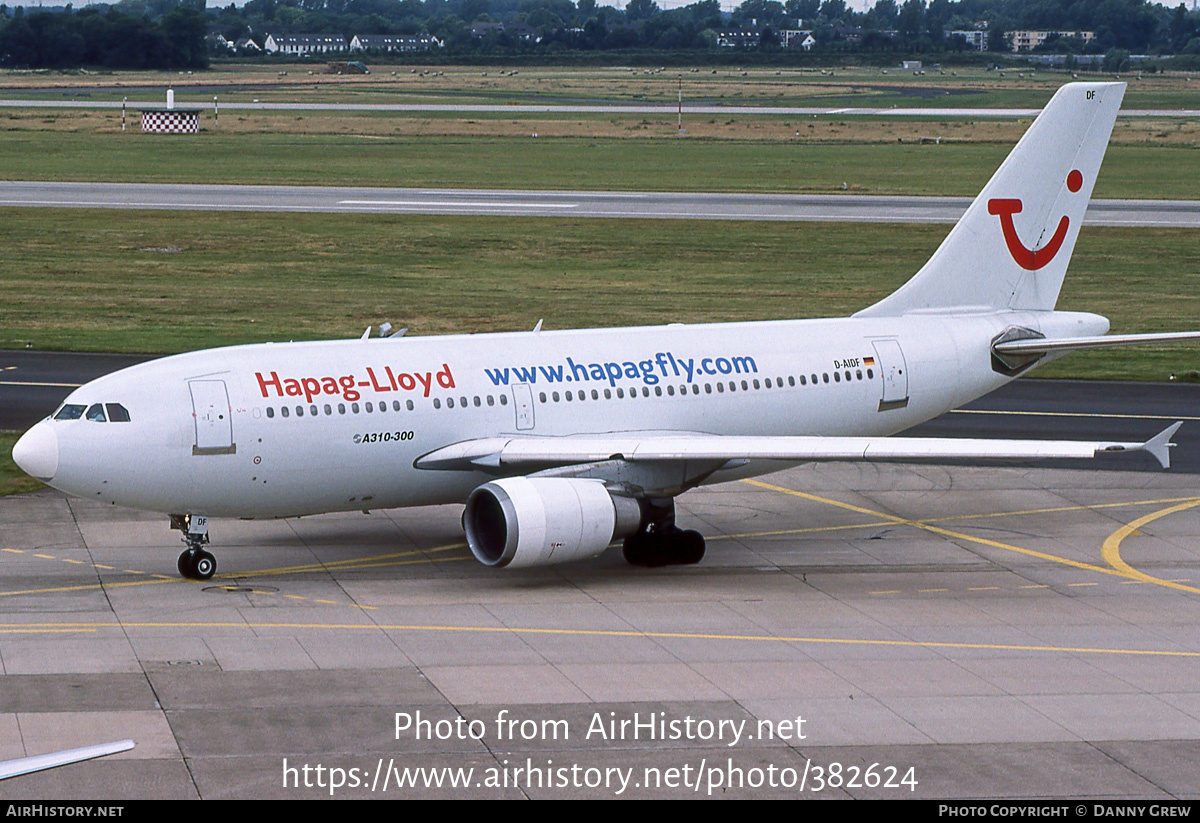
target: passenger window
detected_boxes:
[474,396,481,407]
[705,384,712,394]
[407,400,415,410]
[325,404,333,415]
[105,403,131,422]
[352,403,360,413]
[54,404,86,420]
[617,388,625,399]
[393,400,402,411]
[366,401,374,412]
[447,398,455,409]
[433,399,441,409]
[266,407,275,419]
[591,389,599,400]
[281,406,290,418]
[487,396,495,406]
[338,403,346,414]
[666,385,674,396]
[539,392,547,403]
[790,376,796,387]
[604,389,611,399]
[296,406,304,417]
[867,369,874,379]
[799,375,806,386]
[310,404,318,416]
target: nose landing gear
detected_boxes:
[169,514,217,580]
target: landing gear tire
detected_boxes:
[623,528,706,567]
[177,548,217,581]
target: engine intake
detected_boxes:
[463,477,642,568]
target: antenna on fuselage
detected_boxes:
[532,319,543,333]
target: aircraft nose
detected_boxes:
[12,422,59,481]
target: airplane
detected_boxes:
[11,81,1200,580]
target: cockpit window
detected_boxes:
[106,403,131,422]
[54,404,86,421]
[85,403,107,422]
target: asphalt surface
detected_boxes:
[4,348,1197,473]
[2,98,1198,118]
[5,453,1200,798]
[2,181,1198,226]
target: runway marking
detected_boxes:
[221,543,466,579]
[1,620,1196,658]
[711,495,1200,543]
[742,479,1176,581]
[950,408,1200,422]
[0,544,469,602]
[1101,500,1200,594]
[337,200,578,209]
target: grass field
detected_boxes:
[0,64,1196,195]
[0,129,1197,197]
[1,208,1196,381]
[3,65,1199,109]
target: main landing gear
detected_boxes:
[622,497,706,568]
[169,514,217,581]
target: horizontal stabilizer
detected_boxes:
[417,425,1182,472]
[994,331,1200,356]
[0,740,135,781]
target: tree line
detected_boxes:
[1,0,1198,70]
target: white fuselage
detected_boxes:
[31,308,1108,518]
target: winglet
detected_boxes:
[1141,421,1182,469]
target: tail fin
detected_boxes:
[856,82,1125,318]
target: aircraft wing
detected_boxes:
[417,421,1182,472]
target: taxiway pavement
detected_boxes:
[2,460,1199,798]
[3,362,1200,798]
[2,98,1198,118]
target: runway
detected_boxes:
[2,181,1198,226]
[2,98,1198,118]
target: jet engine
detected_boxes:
[463,477,642,568]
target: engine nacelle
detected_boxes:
[463,477,642,568]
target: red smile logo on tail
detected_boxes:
[988,170,1083,271]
